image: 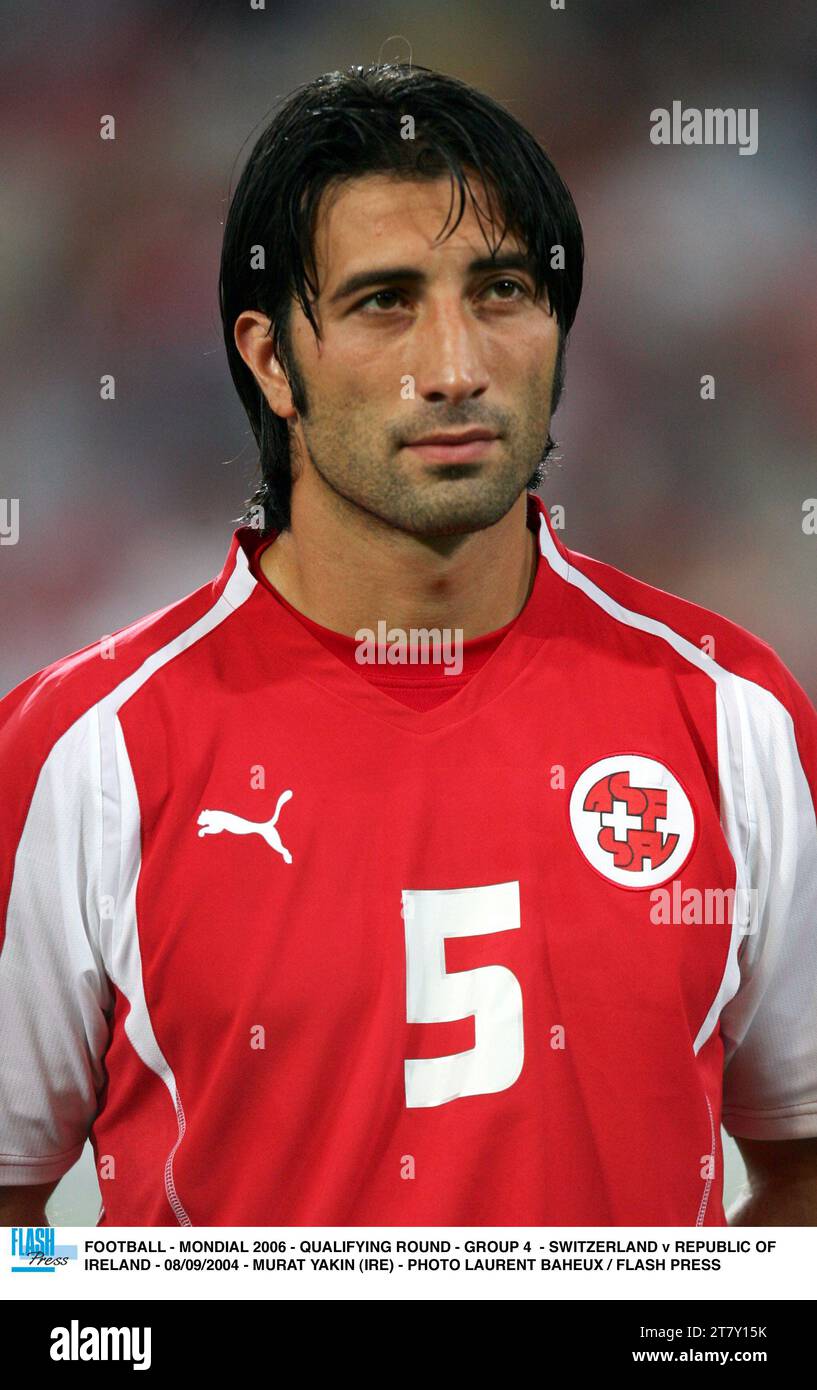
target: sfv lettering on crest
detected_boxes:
[196,787,293,863]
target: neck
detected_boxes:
[258,481,538,640]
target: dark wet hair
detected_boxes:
[219,63,584,534]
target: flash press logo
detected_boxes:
[50,1320,151,1371]
[10,1225,77,1273]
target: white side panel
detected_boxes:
[0,708,111,1182]
[719,676,817,1137]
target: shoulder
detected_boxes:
[0,569,231,784]
[563,543,809,712]
[560,543,817,818]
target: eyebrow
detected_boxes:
[327,252,537,305]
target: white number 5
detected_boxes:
[402,881,524,1108]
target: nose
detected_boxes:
[410,299,490,404]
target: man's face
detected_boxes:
[283,173,560,536]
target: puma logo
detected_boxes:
[196,789,293,864]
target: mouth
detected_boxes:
[401,431,500,464]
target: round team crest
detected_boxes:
[568,754,697,889]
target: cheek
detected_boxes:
[325,355,396,413]
[489,314,558,370]
[309,330,391,392]
[492,359,556,424]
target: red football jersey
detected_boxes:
[1,493,816,1225]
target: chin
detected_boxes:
[393,488,522,538]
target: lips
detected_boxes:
[407,429,498,446]
[403,430,500,464]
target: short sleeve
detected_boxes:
[720,654,817,1139]
[0,689,112,1184]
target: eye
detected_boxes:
[483,278,527,302]
[357,289,406,313]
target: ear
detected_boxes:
[233,310,298,421]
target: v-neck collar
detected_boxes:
[214,494,571,738]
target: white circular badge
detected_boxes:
[568,754,697,889]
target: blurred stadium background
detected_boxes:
[1,0,815,1224]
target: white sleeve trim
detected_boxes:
[0,1140,86,1185]
[722,1106,817,1140]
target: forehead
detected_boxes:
[311,172,525,280]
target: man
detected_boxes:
[1,64,816,1228]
